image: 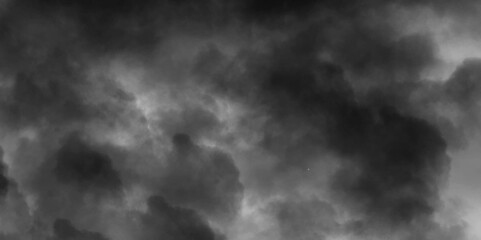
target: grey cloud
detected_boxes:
[53,134,122,193]
[0,0,479,239]
[158,134,243,220]
[139,195,225,240]
[53,219,109,240]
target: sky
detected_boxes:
[1,0,481,240]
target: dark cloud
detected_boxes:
[0,0,478,239]
[241,0,481,23]
[0,173,7,198]
[445,58,481,106]
[54,134,122,192]
[272,198,338,240]
[10,0,161,54]
[418,58,481,145]
[159,134,243,220]
[159,106,221,140]
[332,31,436,82]
[0,50,91,128]
[53,219,109,240]
[241,0,319,21]
[3,0,240,55]
[0,147,9,198]
[331,107,448,226]
[9,132,125,234]
[140,195,224,240]
[11,70,84,124]
[203,14,452,236]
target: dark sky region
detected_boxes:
[0,0,481,239]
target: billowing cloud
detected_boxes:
[53,134,122,192]
[0,147,10,198]
[139,195,224,240]
[0,0,480,239]
[53,219,109,240]
[272,198,338,240]
[158,134,243,220]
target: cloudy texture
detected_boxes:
[0,0,481,239]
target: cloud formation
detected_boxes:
[0,0,480,239]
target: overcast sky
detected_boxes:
[1,0,481,240]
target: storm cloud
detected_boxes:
[53,219,109,240]
[139,195,224,240]
[0,0,480,240]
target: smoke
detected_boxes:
[0,0,480,239]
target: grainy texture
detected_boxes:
[0,0,479,239]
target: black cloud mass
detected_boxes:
[0,0,479,239]
[53,219,109,240]
[0,147,10,198]
[140,195,224,240]
[54,134,122,192]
